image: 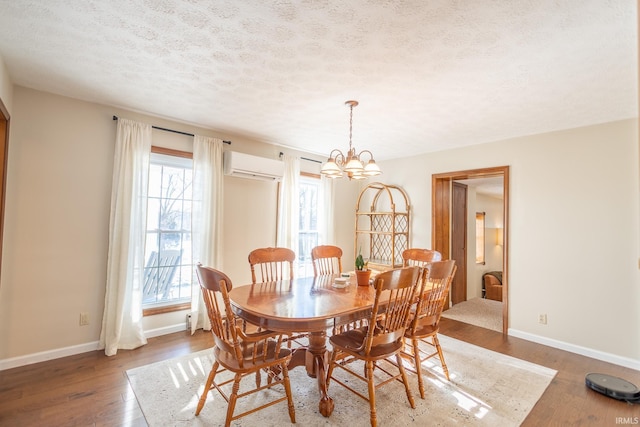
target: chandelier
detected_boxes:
[320,100,382,180]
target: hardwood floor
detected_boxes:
[0,319,638,426]
[438,320,640,426]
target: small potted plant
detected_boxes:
[355,251,371,286]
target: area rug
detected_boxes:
[441,297,503,332]
[126,335,555,426]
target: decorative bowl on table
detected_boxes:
[332,277,350,288]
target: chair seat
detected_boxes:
[213,346,291,372]
[214,338,291,370]
[330,327,405,360]
[405,322,438,339]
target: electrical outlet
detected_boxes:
[538,314,547,325]
[79,312,89,326]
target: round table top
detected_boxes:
[229,274,378,333]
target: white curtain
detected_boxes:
[99,119,151,356]
[319,174,336,244]
[277,154,300,252]
[191,135,224,333]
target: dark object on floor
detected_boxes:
[585,373,640,403]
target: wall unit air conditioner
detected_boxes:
[223,151,284,181]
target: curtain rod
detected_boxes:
[112,115,231,144]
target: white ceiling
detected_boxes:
[0,1,636,161]
[456,177,503,199]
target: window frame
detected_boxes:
[143,146,194,316]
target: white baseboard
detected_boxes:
[0,323,188,371]
[0,341,101,371]
[508,328,640,371]
[3,324,637,372]
[145,323,189,338]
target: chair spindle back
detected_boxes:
[311,245,343,276]
[402,248,442,268]
[248,247,295,283]
[365,266,421,352]
[410,260,457,332]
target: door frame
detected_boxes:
[0,97,8,285]
[432,166,509,334]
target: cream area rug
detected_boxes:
[441,298,503,332]
[126,335,556,426]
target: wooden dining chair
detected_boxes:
[326,266,422,427]
[401,260,457,399]
[248,247,303,346]
[402,248,442,267]
[194,264,296,427]
[248,247,295,283]
[311,245,343,276]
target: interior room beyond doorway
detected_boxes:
[432,166,509,334]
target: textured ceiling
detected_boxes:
[0,0,636,160]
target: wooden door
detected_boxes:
[451,182,467,305]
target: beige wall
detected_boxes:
[1,87,115,359]
[378,119,640,367]
[0,85,637,371]
[0,86,358,365]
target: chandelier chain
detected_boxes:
[349,103,354,151]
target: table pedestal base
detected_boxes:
[288,330,334,417]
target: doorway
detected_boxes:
[432,166,509,334]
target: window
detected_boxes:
[142,148,194,312]
[297,174,321,277]
[475,212,485,264]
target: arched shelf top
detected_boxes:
[355,182,410,214]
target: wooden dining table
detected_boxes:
[229,274,380,417]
